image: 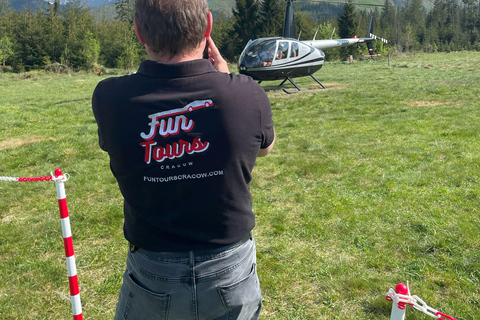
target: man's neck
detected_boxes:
[146,42,204,64]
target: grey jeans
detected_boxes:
[114,236,262,320]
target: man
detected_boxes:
[91,0,275,319]
[255,45,271,67]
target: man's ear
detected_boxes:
[205,11,213,38]
[134,18,146,44]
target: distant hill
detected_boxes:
[8,0,436,17]
[205,0,436,16]
[8,0,112,11]
[90,3,116,21]
[207,0,235,16]
[7,0,50,11]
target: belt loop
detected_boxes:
[189,251,195,267]
[129,243,138,253]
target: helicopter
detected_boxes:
[238,0,389,93]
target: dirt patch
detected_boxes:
[0,137,53,151]
[404,100,445,107]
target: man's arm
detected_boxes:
[257,129,275,157]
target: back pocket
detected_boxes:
[218,264,262,320]
[121,272,170,320]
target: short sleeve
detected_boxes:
[259,90,275,149]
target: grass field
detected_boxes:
[1,51,479,319]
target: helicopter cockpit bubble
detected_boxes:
[239,38,279,68]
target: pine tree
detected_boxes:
[259,0,284,37]
[62,0,97,69]
[461,0,480,47]
[43,2,64,64]
[294,9,317,40]
[230,0,260,53]
[14,10,48,70]
[0,0,9,16]
[115,0,134,24]
[96,19,125,68]
[212,11,233,58]
[405,0,426,47]
[337,1,359,56]
[380,0,396,45]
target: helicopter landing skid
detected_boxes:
[280,75,326,94]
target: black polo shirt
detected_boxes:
[92,59,274,251]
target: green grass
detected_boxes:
[1,52,479,319]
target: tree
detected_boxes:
[115,0,134,24]
[295,9,317,40]
[117,24,140,71]
[379,0,396,46]
[13,10,48,70]
[113,0,141,70]
[212,11,235,61]
[97,19,126,68]
[426,0,464,51]
[316,21,342,60]
[0,0,9,16]
[337,1,359,56]
[259,0,284,37]
[460,0,480,47]
[0,35,13,66]
[404,0,426,48]
[83,30,100,69]
[61,0,96,69]
[229,0,261,57]
[43,2,65,64]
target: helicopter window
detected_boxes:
[276,42,289,60]
[298,43,312,57]
[241,39,277,67]
[291,42,299,58]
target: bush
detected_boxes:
[19,70,47,79]
[93,63,107,75]
[45,63,71,74]
[1,65,13,73]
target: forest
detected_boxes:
[0,0,479,72]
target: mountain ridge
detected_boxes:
[5,0,436,16]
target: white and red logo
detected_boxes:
[140,100,212,164]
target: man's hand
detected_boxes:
[207,37,229,73]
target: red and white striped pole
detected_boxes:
[54,168,83,320]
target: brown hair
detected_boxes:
[135,0,208,58]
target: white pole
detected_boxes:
[389,283,409,320]
[390,302,406,320]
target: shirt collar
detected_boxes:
[136,59,217,78]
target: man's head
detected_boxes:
[134,0,210,59]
